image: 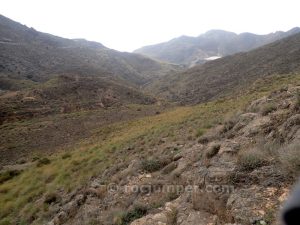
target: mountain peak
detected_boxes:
[202,29,237,37]
[135,28,300,66]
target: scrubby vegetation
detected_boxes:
[260,103,277,116]
[0,170,21,184]
[237,148,267,172]
[36,158,51,167]
[205,144,221,159]
[0,74,299,224]
[141,159,167,173]
[279,141,300,176]
[115,204,148,225]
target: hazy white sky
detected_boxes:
[1,0,300,52]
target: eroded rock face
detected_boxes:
[47,86,300,225]
[226,186,279,224]
[131,196,217,225]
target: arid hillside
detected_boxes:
[0,14,300,225]
[0,15,179,89]
[0,15,178,166]
[146,33,300,104]
[0,74,299,225]
[0,74,173,166]
[134,28,300,66]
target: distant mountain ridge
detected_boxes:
[134,28,300,66]
[146,32,300,104]
[0,14,179,90]
[0,14,180,126]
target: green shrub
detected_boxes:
[141,158,168,173]
[119,204,148,225]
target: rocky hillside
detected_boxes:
[134,28,300,66]
[1,14,300,225]
[0,15,177,165]
[0,74,171,166]
[0,75,156,124]
[146,32,300,105]
[0,15,179,89]
[0,73,299,225]
[46,77,300,225]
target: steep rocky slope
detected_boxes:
[45,78,300,225]
[147,33,300,105]
[134,28,300,66]
[1,14,300,225]
[48,81,300,225]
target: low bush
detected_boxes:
[195,128,205,137]
[205,144,221,159]
[37,158,51,167]
[44,192,61,204]
[118,204,148,225]
[221,115,240,134]
[166,189,181,201]
[261,103,277,116]
[279,141,300,176]
[237,149,266,172]
[141,158,169,173]
[0,170,21,184]
[198,136,210,144]
[62,153,71,159]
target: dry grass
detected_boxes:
[260,103,277,116]
[279,141,300,176]
[114,204,148,225]
[237,148,267,172]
